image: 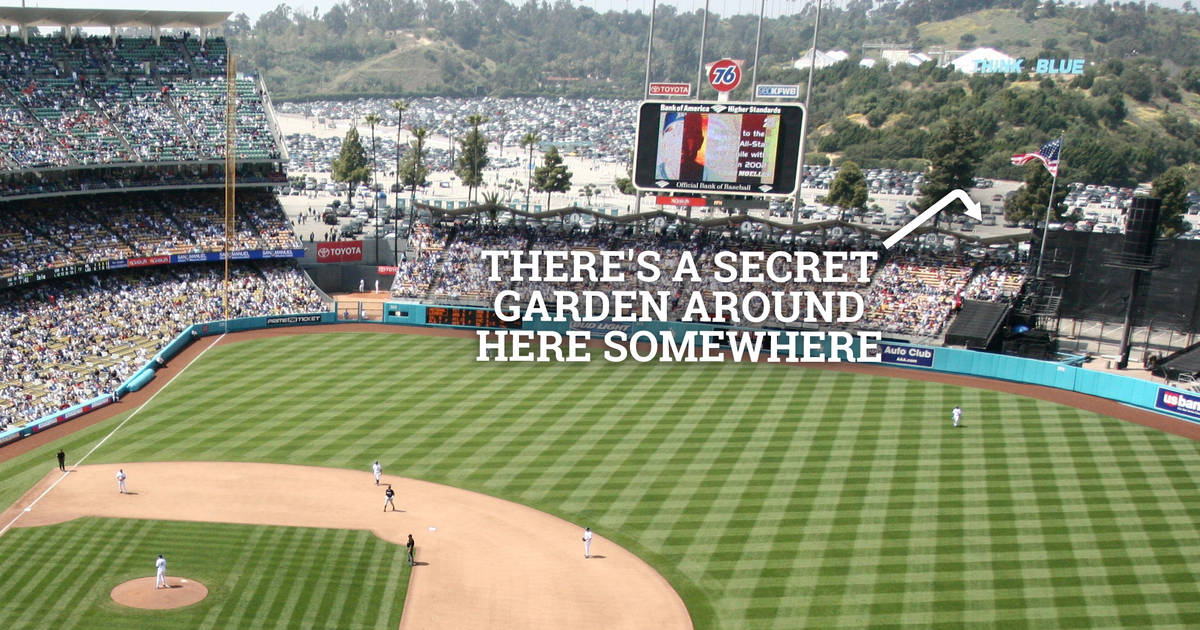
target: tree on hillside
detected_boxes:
[456,114,489,204]
[519,132,540,212]
[1021,0,1039,22]
[332,126,370,207]
[533,146,572,210]
[1003,162,1067,225]
[916,118,977,225]
[823,160,869,219]
[1152,166,1193,237]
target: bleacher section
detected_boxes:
[0,34,279,170]
[0,190,298,282]
[861,256,974,337]
[389,223,1024,338]
[0,262,324,429]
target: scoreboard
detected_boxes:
[633,101,805,197]
[3,261,110,289]
[425,306,522,329]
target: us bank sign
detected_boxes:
[975,58,1085,75]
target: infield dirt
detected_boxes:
[7,462,691,630]
[110,576,208,609]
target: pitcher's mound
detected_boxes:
[111,577,208,609]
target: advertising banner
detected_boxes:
[126,255,171,268]
[264,314,325,326]
[878,343,935,367]
[568,320,633,335]
[316,240,364,263]
[1155,388,1200,422]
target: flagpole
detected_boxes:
[1035,133,1063,278]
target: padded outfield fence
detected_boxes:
[4,302,1199,449]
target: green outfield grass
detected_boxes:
[0,518,408,630]
[2,331,1200,629]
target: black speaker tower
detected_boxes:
[1107,197,1164,369]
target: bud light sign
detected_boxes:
[1155,388,1200,422]
[878,343,935,368]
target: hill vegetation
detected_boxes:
[230,0,1200,184]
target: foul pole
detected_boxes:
[224,54,237,332]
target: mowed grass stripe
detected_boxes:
[0,518,409,630]
[6,333,1200,628]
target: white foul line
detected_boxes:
[0,333,227,538]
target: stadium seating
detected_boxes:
[0,34,279,170]
[390,223,1024,338]
[0,262,324,429]
[0,190,299,281]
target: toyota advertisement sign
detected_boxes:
[317,240,364,263]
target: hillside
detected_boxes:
[231,0,1200,184]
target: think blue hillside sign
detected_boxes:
[975,58,1085,75]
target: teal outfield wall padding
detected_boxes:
[125,368,156,392]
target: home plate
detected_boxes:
[429,527,436,532]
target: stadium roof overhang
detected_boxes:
[0,7,230,30]
[421,202,1028,246]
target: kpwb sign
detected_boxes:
[755,84,800,99]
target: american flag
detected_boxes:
[1011,138,1061,177]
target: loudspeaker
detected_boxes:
[1122,196,1160,266]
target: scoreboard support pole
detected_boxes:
[635,0,658,222]
[792,0,822,224]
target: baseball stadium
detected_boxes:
[3,5,1200,630]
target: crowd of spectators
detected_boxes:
[0,34,279,170]
[0,261,325,430]
[860,255,975,337]
[390,220,1025,337]
[0,190,299,281]
[962,264,1028,301]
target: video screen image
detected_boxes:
[654,112,780,184]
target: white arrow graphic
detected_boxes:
[882,189,982,250]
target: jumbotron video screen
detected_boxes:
[633,101,805,196]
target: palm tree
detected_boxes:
[390,100,408,261]
[462,114,487,204]
[363,113,381,258]
[519,132,540,213]
[407,127,429,237]
[364,112,381,211]
[390,100,408,212]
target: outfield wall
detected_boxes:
[4,304,1200,449]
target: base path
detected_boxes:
[8,461,691,630]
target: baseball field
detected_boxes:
[2,328,1200,629]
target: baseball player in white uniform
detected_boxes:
[582,527,593,558]
[952,405,962,428]
[155,554,167,589]
[116,469,127,493]
[372,461,382,486]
